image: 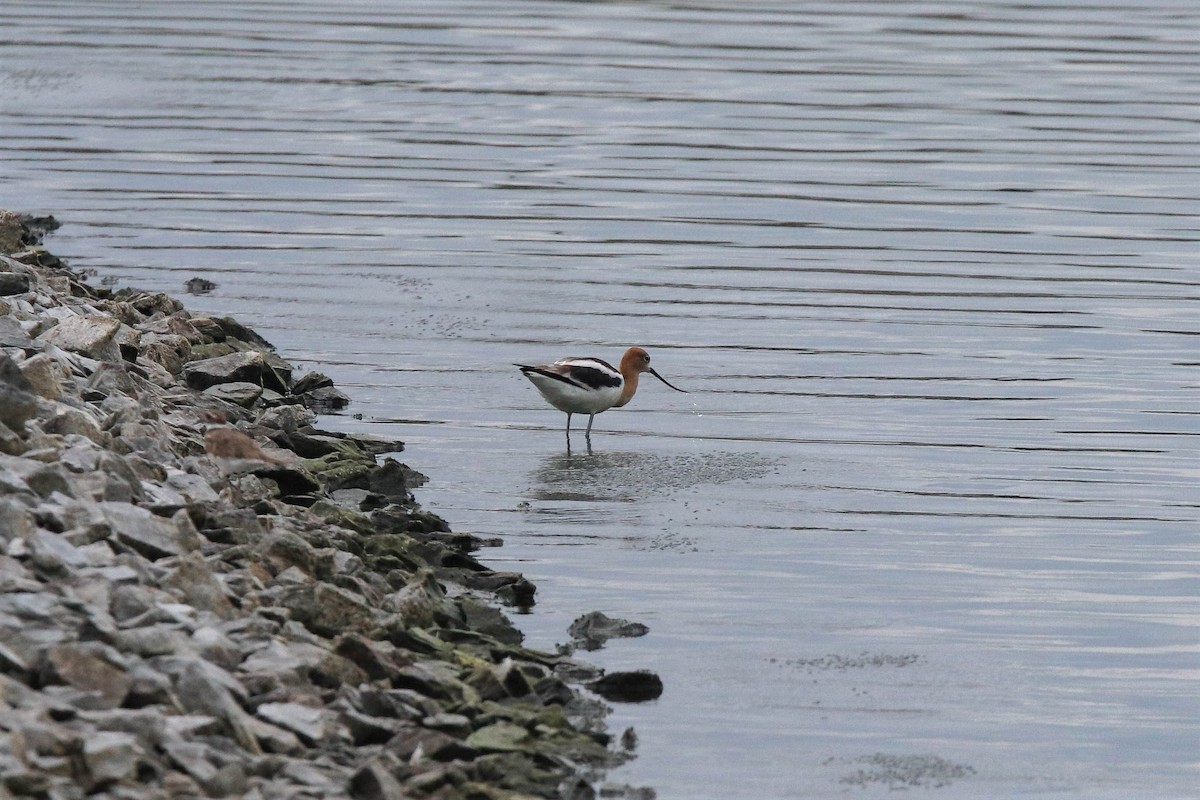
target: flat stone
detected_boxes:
[37,315,122,361]
[422,712,471,736]
[164,469,222,503]
[99,501,186,560]
[160,738,221,787]
[249,462,321,501]
[138,340,186,375]
[278,582,375,638]
[163,714,224,739]
[215,316,272,349]
[349,755,407,800]
[204,381,263,408]
[257,403,315,433]
[44,643,132,709]
[162,551,235,619]
[184,350,286,393]
[114,625,184,657]
[240,717,304,755]
[17,353,65,400]
[340,707,413,747]
[466,721,534,753]
[190,626,242,670]
[0,639,30,673]
[0,315,38,351]
[387,725,478,763]
[80,564,141,584]
[41,401,106,444]
[76,708,166,748]
[301,385,351,411]
[24,462,73,498]
[173,661,261,755]
[82,731,140,788]
[0,271,31,295]
[255,702,329,746]
[28,528,91,571]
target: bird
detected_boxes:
[516,346,687,441]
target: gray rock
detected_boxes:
[173,661,261,755]
[348,754,408,800]
[77,708,167,748]
[242,715,304,755]
[17,353,66,400]
[256,403,314,433]
[113,625,184,657]
[162,552,235,619]
[184,351,286,393]
[160,738,222,788]
[99,501,189,560]
[0,639,30,673]
[164,469,222,503]
[84,361,139,399]
[203,381,263,408]
[277,582,375,638]
[0,419,26,455]
[300,384,351,412]
[28,528,91,572]
[40,401,106,444]
[24,461,74,498]
[0,353,39,431]
[42,643,133,709]
[255,702,331,746]
[466,721,534,753]
[0,271,31,295]
[82,731,141,788]
[568,611,650,651]
[190,626,242,670]
[0,315,38,351]
[37,315,122,361]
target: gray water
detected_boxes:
[4,1,1198,797]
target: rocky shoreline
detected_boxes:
[0,212,647,800]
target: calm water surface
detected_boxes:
[3,1,1198,797]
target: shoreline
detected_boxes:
[0,212,646,799]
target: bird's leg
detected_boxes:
[585,414,595,439]
[565,413,572,438]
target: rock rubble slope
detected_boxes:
[0,213,627,800]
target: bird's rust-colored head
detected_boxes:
[616,347,687,406]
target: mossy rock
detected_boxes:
[469,752,566,797]
[187,342,236,361]
[308,500,376,536]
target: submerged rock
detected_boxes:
[589,670,664,703]
[568,611,650,651]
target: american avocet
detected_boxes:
[516,346,687,440]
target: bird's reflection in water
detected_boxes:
[530,450,646,504]
[528,448,777,507]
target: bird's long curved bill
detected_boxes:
[649,367,688,393]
